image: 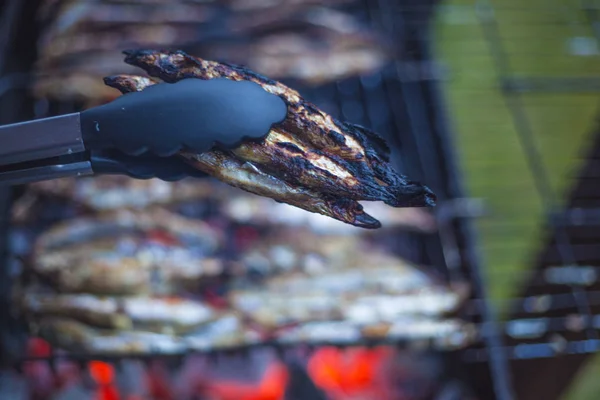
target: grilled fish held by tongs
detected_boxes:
[105,50,435,228]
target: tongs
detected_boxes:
[0,78,286,185]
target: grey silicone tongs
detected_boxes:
[0,78,287,185]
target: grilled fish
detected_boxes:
[24,175,214,211]
[34,317,188,355]
[105,50,435,228]
[34,73,124,105]
[196,32,389,85]
[229,239,469,330]
[230,270,464,329]
[33,313,257,354]
[32,209,224,295]
[20,292,216,334]
[210,7,390,83]
[38,25,201,62]
[40,2,215,37]
[276,318,476,350]
[180,150,383,228]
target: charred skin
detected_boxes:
[105,51,435,200]
[231,129,392,202]
[104,74,158,94]
[180,150,381,229]
[119,50,435,208]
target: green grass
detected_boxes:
[432,1,599,398]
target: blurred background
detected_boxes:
[0,0,599,399]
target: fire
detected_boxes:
[307,346,395,400]
[89,361,119,400]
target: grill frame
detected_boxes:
[0,0,508,399]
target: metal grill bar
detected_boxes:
[463,338,600,362]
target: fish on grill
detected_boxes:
[40,2,215,36]
[228,3,362,33]
[229,267,466,329]
[29,310,474,353]
[276,318,476,350]
[198,32,388,85]
[35,1,216,82]
[20,175,215,212]
[20,292,217,334]
[34,73,124,105]
[30,209,224,295]
[35,0,389,103]
[105,50,435,228]
[31,313,258,355]
[227,233,470,333]
[214,7,390,83]
[33,317,187,355]
[34,50,162,104]
[38,25,201,63]
[235,229,362,276]
[36,0,216,24]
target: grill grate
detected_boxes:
[0,0,534,399]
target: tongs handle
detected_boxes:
[80,78,287,156]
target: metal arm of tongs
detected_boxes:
[0,113,92,186]
[0,78,287,186]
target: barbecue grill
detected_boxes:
[2,0,597,399]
